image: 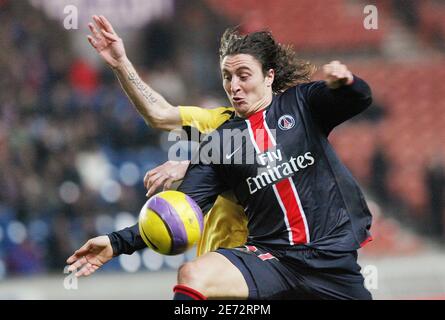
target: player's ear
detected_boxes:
[265,69,274,87]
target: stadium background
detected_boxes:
[0,0,444,299]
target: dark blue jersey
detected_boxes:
[108,76,373,255]
[179,76,373,252]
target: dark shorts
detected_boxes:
[216,245,372,300]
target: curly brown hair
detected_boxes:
[219,28,316,93]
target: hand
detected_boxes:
[144,160,190,198]
[66,236,114,277]
[87,15,127,68]
[323,61,354,89]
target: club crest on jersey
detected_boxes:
[278,115,295,130]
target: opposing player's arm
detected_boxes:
[144,160,191,198]
[112,58,182,131]
[304,61,372,134]
[88,15,181,131]
[179,106,234,134]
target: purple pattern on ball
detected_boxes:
[185,194,204,232]
[148,196,188,254]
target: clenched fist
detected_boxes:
[323,61,354,89]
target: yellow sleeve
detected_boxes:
[178,106,235,134]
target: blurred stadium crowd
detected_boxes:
[0,0,444,278]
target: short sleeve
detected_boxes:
[178,106,234,134]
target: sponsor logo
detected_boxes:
[247,150,315,194]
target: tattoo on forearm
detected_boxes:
[127,71,158,105]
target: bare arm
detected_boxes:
[112,57,181,131]
[88,15,181,131]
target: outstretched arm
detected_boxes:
[66,223,147,278]
[66,235,114,277]
[88,15,181,131]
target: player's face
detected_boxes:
[221,54,274,118]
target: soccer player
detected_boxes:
[86,15,247,255]
[69,17,374,300]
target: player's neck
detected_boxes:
[235,93,273,118]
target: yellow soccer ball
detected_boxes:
[138,190,203,255]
